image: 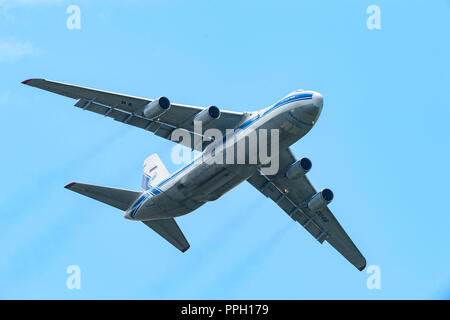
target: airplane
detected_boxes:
[22,78,366,271]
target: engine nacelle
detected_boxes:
[143,96,171,119]
[193,105,221,125]
[286,158,312,179]
[307,188,334,211]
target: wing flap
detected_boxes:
[143,218,190,252]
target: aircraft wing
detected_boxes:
[22,78,245,150]
[247,148,366,271]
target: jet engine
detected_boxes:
[286,158,312,179]
[143,96,171,119]
[307,188,334,211]
[193,105,221,125]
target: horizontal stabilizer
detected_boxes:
[65,182,141,211]
[143,218,190,252]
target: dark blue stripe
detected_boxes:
[239,114,261,130]
[149,187,161,195]
[157,160,196,188]
[263,93,313,116]
[142,173,165,192]
[130,192,151,218]
[239,93,313,130]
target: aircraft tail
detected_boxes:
[142,154,170,190]
[64,181,190,252]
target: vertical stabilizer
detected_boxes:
[142,154,170,190]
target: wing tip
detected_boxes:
[21,78,44,85]
[358,261,366,272]
[181,245,190,253]
[21,79,33,85]
[64,182,77,189]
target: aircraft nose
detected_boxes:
[312,92,323,108]
[296,92,323,125]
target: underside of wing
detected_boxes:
[22,78,245,150]
[247,148,366,271]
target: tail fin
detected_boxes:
[64,182,141,211]
[142,154,170,190]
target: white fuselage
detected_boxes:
[125,90,323,221]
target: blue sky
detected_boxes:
[1,0,449,299]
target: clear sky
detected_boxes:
[1,0,449,299]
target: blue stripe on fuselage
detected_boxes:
[262,93,313,116]
[129,192,151,218]
[156,159,196,188]
[239,114,261,130]
[238,93,313,130]
[142,173,165,193]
